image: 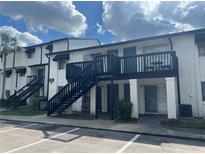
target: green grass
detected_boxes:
[160,117,205,130]
[0,107,47,116]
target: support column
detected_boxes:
[129,79,139,118]
[110,78,114,120]
[101,85,107,112]
[166,77,178,119]
[119,83,124,99]
[90,85,96,117]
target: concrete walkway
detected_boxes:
[0,114,205,141]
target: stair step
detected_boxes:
[48,63,97,115]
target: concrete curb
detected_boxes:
[1,118,205,142]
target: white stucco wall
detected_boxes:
[53,40,68,52]
[172,34,205,117]
[5,53,14,68]
[69,39,100,50]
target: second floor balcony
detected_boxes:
[66,51,178,81]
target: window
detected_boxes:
[58,60,66,70]
[202,82,205,101]
[19,72,26,77]
[124,84,130,102]
[5,70,12,78]
[25,48,35,58]
[16,68,26,77]
[5,90,10,98]
[198,43,205,57]
[123,47,136,73]
[107,49,118,56]
[27,52,34,58]
[123,47,136,57]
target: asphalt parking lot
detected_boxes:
[0,119,205,153]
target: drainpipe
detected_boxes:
[13,50,16,94]
[40,46,43,64]
[168,37,173,51]
[66,39,69,50]
[46,54,50,99]
[169,37,181,110]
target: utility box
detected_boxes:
[40,101,48,110]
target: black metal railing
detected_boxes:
[120,51,177,74]
[7,76,44,109]
[66,51,177,80]
[6,76,37,104]
[95,54,121,75]
[48,61,97,115]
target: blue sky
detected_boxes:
[0,1,205,47]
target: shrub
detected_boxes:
[116,98,133,119]
[32,96,47,110]
[0,99,8,107]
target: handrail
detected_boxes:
[16,76,44,99]
[48,58,100,114]
[16,75,37,95]
[48,61,96,110]
[7,75,37,103]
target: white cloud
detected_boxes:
[0,26,43,47]
[96,23,105,35]
[0,1,87,37]
[101,1,205,40]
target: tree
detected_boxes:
[0,32,22,99]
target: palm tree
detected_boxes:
[0,32,22,99]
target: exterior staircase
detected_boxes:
[7,76,44,109]
[47,61,98,115]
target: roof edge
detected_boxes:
[47,28,205,55]
[25,37,100,49]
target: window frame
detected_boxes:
[198,43,205,57]
[124,83,130,102]
[201,82,205,101]
[58,60,66,70]
[19,72,26,77]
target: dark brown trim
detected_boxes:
[28,63,48,68]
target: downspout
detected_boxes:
[169,37,181,108]
[66,39,69,50]
[46,54,50,116]
[40,46,43,64]
[45,43,53,99]
[13,51,15,68]
[46,54,51,99]
[1,53,6,99]
[168,37,173,51]
[13,51,16,93]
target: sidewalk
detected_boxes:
[0,114,205,141]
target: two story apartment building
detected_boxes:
[1,29,205,119]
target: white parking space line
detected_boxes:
[0,123,37,133]
[117,134,140,153]
[5,127,80,153]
